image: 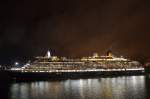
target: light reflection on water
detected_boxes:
[7,76,150,99]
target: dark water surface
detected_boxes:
[1,76,150,99]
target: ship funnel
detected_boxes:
[107,50,112,57]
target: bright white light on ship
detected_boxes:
[47,50,51,58]
[26,63,30,66]
[15,62,19,66]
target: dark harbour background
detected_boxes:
[0,75,150,99]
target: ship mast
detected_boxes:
[47,50,51,58]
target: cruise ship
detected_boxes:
[8,50,145,80]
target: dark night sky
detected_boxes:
[0,0,150,64]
